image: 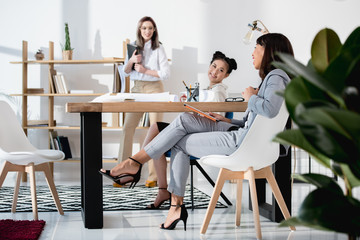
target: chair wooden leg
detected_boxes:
[200,168,227,234]
[26,163,38,220]
[265,166,296,231]
[247,167,262,240]
[0,161,10,188]
[41,163,64,215]
[12,171,22,213]
[235,179,243,227]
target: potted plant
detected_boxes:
[35,49,44,60]
[272,27,360,239]
[62,23,73,60]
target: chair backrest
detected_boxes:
[230,102,289,171]
[202,102,289,171]
[0,101,36,153]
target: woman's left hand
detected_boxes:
[134,63,146,73]
[209,112,231,123]
[242,87,259,101]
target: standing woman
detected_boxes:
[117,16,170,187]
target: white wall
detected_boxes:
[1,0,359,160]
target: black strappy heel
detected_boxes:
[99,157,142,188]
[146,188,171,209]
[160,204,188,231]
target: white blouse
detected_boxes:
[124,40,170,81]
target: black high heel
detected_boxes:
[146,188,171,209]
[160,204,188,231]
[99,157,142,188]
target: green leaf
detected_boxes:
[283,77,334,122]
[295,107,360,178]
[323,47,360,93]
[273,129,331,169]
[294,173,343,194]
[311,28,342,74]
[277,53,344,104]
[341,26,360,51]
[340,164,360,189]
[296,188,360,235]
[322,27,360,106]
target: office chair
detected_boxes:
[199,104,295,239]
[0,101,64,220]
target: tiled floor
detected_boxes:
[0,169,352,240]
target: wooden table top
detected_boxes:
[66,101,247,113]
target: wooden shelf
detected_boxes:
[10,59,125,64]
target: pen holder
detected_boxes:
[186,86,199,102]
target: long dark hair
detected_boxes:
[256,33,294,80]
[136,16,160,51]
[210,51,238,74]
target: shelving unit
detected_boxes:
[10,40,127,132]
[10,41,135,177]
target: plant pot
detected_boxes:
[62,50,73,60]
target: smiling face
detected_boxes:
[252,44,265,70]
[140,21,155,42]
[207,59,230,85]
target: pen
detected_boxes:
[182,80,191,93]
[189,84,192,97]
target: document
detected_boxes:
[92,92,179,102]
[184,103,218,122]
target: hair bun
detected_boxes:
[228,58,237,71]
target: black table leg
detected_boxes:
[81,112,103,229]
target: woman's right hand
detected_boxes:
[130,51,142,64]
[209,112,231,123]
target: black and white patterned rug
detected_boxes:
[0,185,227,212]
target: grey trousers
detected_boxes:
[144,112,245,197]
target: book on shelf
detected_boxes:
[48,70,69,94]
[138,112,150,127]
[57,136,72,159]
[113,64,125,93]
[49,131,58,150]
[48,69,57,93]
[26,88,44,94]
[54,138,60,151]
[143,112,150,127]
[49,131,72,159]
[58,73,69,94]
[54,75,63,93]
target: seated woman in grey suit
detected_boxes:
[100,33,294,231]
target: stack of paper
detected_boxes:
[91,92,179,103]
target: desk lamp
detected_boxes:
[243,20,270,44]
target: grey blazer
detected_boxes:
[230,69,291,146]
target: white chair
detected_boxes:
[0,100,64,220]
[200,103,295,239]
